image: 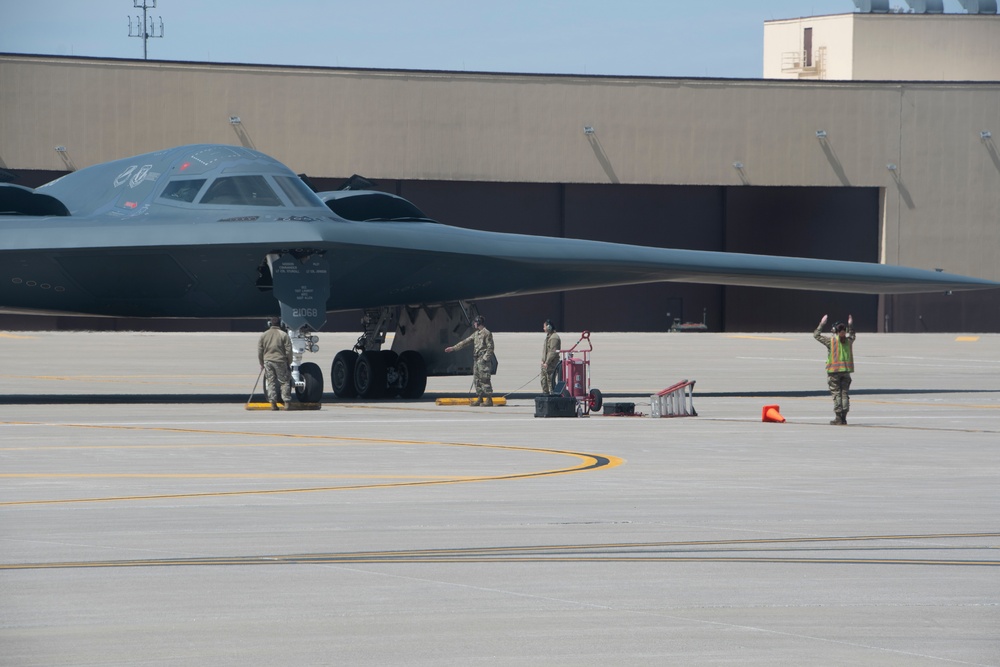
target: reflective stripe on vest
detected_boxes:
[827,335,854,374]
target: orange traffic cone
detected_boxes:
[762,404,786,423]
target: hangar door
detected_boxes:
[722,187,880,332]
[398,180,881,333]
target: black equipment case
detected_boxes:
[534,395,578,418]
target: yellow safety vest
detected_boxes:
[827,335,854,374]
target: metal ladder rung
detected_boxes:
[650,380,697,418]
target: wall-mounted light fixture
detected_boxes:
[583,126,595,135]
[981,130,992,140]
[815,130,827,139]
[53,145,75,171]
[732,161,744,170]
[886,163,898,171]
[229,116,242,125]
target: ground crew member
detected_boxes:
[814,314,855,425]
[258,316,293,410]
[445,315,495,406]
[541,319,561,395]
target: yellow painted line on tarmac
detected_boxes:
[3,374,246,380]
[726,335,794,342]
[956,336,980,342]
[5,557,996,570]
[0,373,249,390]
[856,398,1000,410]
[756,395,1000,411]
[0,421,470,448]
[0,441,397,452]
[0,332,36,339]
[4,532,997,570]
[0,420,622,507]
[1,473,479,480]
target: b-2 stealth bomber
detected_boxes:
[1,144,996,402]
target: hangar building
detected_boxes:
[1,7,998,333]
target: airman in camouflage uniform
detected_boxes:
[445,314,495,406]
[258,316,293,410]
[540,319,561,395]
[814,314,855,425]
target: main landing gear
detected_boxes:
[331,348,427,399]
[330,307,429,399]
[328,302,482,401]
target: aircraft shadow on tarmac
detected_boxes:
[1,389,996,405]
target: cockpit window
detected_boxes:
[159,179,206,203]
[326,192,433,222]
[199,176,282,206]
[275,176,325,208]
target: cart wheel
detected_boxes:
[589,388,603,412]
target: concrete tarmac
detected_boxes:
[1,330,998,666]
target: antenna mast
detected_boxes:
[128,1,164,60]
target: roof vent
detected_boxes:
[853,0,890,12]
[903,0,944,12]
[957,0,998,13]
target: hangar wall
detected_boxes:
[1,54,998,332]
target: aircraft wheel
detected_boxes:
[380,350,400,396]
[397,351,427,399]
[588,387,603,412]
[295,362,324,403]
[354,350,387,399]
[331,350,358,398]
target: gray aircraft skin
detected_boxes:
[1,144,997,401]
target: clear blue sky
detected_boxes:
[0,1,975,78]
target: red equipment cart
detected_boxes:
[559,331,603,416]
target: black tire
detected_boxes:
[295,362,324,403]
[331,350,358,398]
[380,350,400,396]
[589,387,603,412]
[354,350,387,399]
[397,351,428,399]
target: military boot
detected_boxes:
[829,411,844,425]
[841,410,848,425]
[270,401,279,411]
[484,397,494,407]
[471,397,483,406]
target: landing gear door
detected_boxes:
[271,253,329,332]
